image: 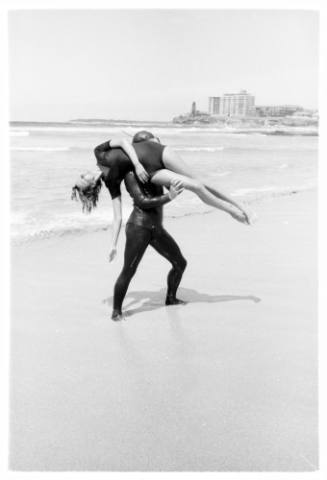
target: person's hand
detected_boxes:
[168,183,184,200]
[171,178,184,189]
[135,163,149,183]
[109,247,117,262]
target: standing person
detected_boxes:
[111,171,186,321]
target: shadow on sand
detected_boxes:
[103,287,261,318]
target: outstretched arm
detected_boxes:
[108,196,122,262]
[124,172,181,209]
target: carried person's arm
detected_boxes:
[108,196,122,262]
[125,172,182,209]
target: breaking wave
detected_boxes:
[174,146,225,152]
[11,146,71,152]
[11,183,315,244]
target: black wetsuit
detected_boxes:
[112,172,187,316]
[94,140,166,199]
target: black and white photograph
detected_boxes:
[2,1,326,475]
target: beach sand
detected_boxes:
[10,191,318,471]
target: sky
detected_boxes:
[9,9,319,121]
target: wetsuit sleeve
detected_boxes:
[94,140,112,165]
[124,172,171,209]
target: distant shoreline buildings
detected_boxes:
[173,91,318,125]
[209,90,255,117]
[255,105,303,117]
[207,89,317,118]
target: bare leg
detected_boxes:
[162,151,249,218]
[163,153,205,180]
[151,170,247,224]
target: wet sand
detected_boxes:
[10,191,318,471]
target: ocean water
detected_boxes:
[10,121,317,243]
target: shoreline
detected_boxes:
[11,187,317,246]
[10,120,318,136]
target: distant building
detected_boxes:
[191,101,197,116]
[209,90,255,116]
[256,105,303,117]
[219,90,256,117]
[208,97,221,115]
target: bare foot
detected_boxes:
[111,310,125,322]
[230,210,249,225]
[165,297,187,306]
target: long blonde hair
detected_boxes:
[71,173,103,213]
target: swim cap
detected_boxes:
[132,130,155,143]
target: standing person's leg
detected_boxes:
[151,170,247,224]
[112,224,150,320]
[150,227,187,305]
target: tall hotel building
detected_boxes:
[209,90,255,116]
[208,96,221,115]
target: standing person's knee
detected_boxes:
[118,263,138,286]
[176,255,187,273]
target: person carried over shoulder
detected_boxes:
[71,130,254,266]
[91,131,252,225]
